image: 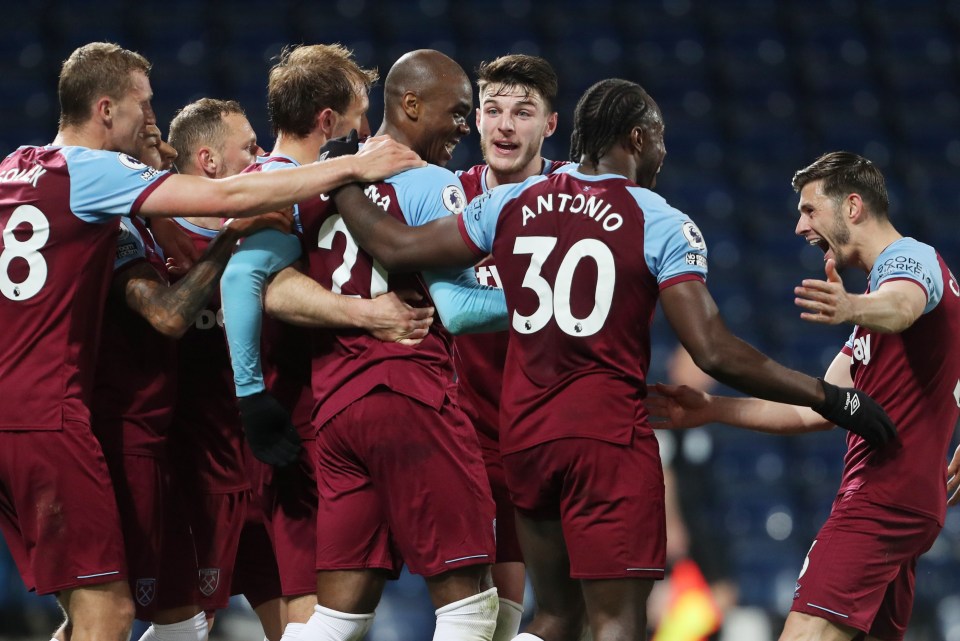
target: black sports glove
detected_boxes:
[318,129,360,161]
[813,378,897,448]
[238,392,302,467]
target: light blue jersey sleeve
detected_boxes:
[221,159,303,397]
[872,237,942,314]
[629,186,709,286]
[62,147,170,223]
[387,165,510,333]
[460,176,545,254]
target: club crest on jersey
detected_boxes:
[442,185,466,215]
[199,568,220,596]
[117,153,147,171]
[681,221,706,251]
[135,578,157,606]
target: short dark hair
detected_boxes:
[267,43,377,138]
[792,151,889,219]
[168,98,246,173]
[476,54,558,112]
[58,42,151,128]
[570,79,658,166]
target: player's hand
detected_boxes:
[237,392,302,467]
[352,134,425,182]
[364,290,434,346]
[150,217,201,276]
[224,207,295,238]
[646,383,714,429]
[795,259,854,325]
[813,378,897,448]
[318,129,360,161]
[948,443,960,507]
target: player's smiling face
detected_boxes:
[419,77,472,166]
[796,180,852,267]
[478,84,557,181]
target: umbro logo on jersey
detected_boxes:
[844,392,861,416]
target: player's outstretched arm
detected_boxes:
[660,280,896,447]
[334,185,477,272]
[795,259,925,333]
[648,351,854,434]
[139,138,425,220]
[264,267,434,345]
[116,211,292,338]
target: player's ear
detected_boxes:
[316,108,337,138]
[628,126,643,154]
[197,146,217,177]
[401,91,420,120]
[475,107,482,128]
[543,112,559,138]
[95,96,114,125]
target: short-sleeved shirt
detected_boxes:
[92,215,177,457]
[0,145,169,431]
[458,165,708,454]
[307,164,469,427]
[839,237,960,525]
[168,218,250,493]
[454,160,568,441]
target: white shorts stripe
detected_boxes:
[626,567,664,572]
[444,554,490,564]
[76,570,121,580]
[806,603,850,619]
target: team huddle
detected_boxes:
[0,40,957,641]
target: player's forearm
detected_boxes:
[424,268,508,334]
[264,267,366,329]
[848,290,918,333]
[138,227,242,337]
[142,157,356,219]
[334,185,424,271]
[708,395,832,434]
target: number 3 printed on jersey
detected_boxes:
[1,205,49,301]
[512,235,614,337]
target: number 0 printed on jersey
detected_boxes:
[1,204,49,301]
[512,235,615,337]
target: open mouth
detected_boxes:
[493,141,519,153]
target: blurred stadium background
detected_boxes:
[1,0,959,639]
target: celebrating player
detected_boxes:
[330,78,897,641]
[651,151,959,641]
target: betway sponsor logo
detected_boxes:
[851,334,871,366]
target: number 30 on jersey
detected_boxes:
[512,235,614,337]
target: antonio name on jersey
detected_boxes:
[520,192,624,232]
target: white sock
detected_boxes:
[434,587,499,641]
[280,622,306,640]
[511,635,544,641]
[138,612,208,641]
[299,604,374,641]
[493,598,524,641]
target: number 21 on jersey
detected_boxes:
[512,235,615,337]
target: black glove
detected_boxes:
[238,392,302,467]
[813,378,897,448]
[318,129,360,161]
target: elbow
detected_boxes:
[153,314,190,339]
